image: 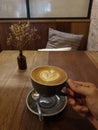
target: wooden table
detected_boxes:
[0,51,98,130]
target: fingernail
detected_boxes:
[68,99,75,105]
[82,107,88,112]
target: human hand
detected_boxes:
[63,79,98,129]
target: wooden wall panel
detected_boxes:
[0,20,90,51]
[71,22,90,49]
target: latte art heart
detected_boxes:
[40,69,60,82]
[31,65,67,85]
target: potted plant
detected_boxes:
[7,21,40,70]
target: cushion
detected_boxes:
[46,28,84,50]
[38,47,72,51]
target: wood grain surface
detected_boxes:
[0,20,90,50]
[0,51,98,130]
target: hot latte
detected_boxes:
[31,65,67,86]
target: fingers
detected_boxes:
[68,98,76,105]
[68,98,89,113]
[63,87,74,96]
[73,105,89,113]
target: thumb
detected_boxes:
[67,79,94,96]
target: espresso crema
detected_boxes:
[31,66,67,85]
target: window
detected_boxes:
[0,0,93,19]
[0,0,27,18]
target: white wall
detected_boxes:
[87,0,98,50]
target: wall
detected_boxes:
[0,20,90,51]
[87,0,98,50]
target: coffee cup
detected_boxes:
[30,65,68,97]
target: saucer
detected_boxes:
[26,89,67,117]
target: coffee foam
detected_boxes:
[39,69,60,82]
[31,66,67,85]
